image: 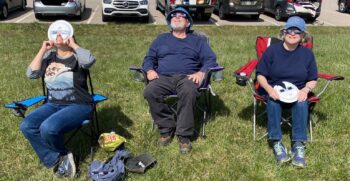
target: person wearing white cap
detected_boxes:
[20,20,96,178]
[256,16,318,168]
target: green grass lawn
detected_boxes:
[0,23,349,180]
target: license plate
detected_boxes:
[241,1,254,5]
[189,8,196,11]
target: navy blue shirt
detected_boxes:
[256,42,318,89]
[142,33,217,75]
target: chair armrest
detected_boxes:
[4,95,46,118]
[129,66,148,84]
[233,59,258,86]
[92,94,108,104]
[318,73,344,81]
[200,66,224,90]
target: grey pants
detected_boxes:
[143,75,199,136]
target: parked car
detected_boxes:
[33,0,86,19]
[102,0,149,22]
[338,0,350,13]
[264,0,321,21]
[156,0,215,21]
[0,0,26,19]
[214,0,263,20]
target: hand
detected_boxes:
[188,71,205,86]
[41,40,54,51]
[66,36,79,50]
[267,87,280,101]
[146,70,159,81]
[297,88,308,102]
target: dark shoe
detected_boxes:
[159,132,173,147]
[178,136,192,154]
[272,141,290,164]
[54,152,76,178]
[291,142,307,168]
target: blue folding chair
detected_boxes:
[129,31,224,138]
[4,70,107,160]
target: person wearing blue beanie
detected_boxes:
[142,7,217,154]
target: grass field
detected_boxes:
[0,23,349,180]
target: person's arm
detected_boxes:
[297,51,318,102]
[67,37,96,69]
[142,38,159,81]
[27,41,54,79]
[257,75,279,100]
[189,39,217,85]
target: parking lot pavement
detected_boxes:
[1,0,350,26]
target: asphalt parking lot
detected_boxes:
[1,0,350,27]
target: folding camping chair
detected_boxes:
[4,69,107,160]
[233,36,344,142]
[129,31,224,138]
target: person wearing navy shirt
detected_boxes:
[256,16,318,168]
[142,7,217,154]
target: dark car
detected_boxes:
[0,0,26,19]
[214,0,263,20]
[264,0,321,21]
[156,0,215,21]
[338,0,350,13]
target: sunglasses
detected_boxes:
[170,13,187,18]
[284,29,303,35]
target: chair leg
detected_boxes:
[309,118,313,143]
[253,98,257,141]
[202,110,207,139]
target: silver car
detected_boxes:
[33,0,85,19]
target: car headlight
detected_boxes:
[140,0,148,5]
[103,0,112,4]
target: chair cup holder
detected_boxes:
[132,71,145,82]
[235,75,247,86]
[212,71,224,81]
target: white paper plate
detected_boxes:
[48,20,74,42]
[274,81,299,103]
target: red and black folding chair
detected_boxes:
[233,36,344,142]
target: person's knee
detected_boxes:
[39,122,59,138]
[295,101,308,109]
[143,84,159,100]
[19,119,31,134]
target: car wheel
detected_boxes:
[0,5,8,19]
[35,13,42,19]
[251,14,260,20]
[156,0,160,11]
[142,16,149,23]
[201,13,211,21]
[77,3,85,19]
[218,4,226,19]
[21,0,26,10]
[275,6,283,21]
[102,13,109,22]
[339,0,348,13]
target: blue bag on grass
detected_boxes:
[88,149,131,181]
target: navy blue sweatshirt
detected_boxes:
[256,42,318,89]
[142,33,217,75]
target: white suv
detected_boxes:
[102,0,149,21]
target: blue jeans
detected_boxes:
[20,103,93,168]
[267,99,308,142]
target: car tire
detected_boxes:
[275,6,283,21]
[218,4,226,19]
[156,0,160,11]
[339,0,348,13]
[0,4,8,19]
[77,3,85,20]
[21,0,26,10]
[142,16,149,23]
[35,13,42,19]
[251,14,260,20]
[102,14,109,22]
[201,13,211,21]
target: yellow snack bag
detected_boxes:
[98,132,126,151]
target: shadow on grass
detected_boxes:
[237,101,328,142]
[65,105,134,168]
[193,94,230,140]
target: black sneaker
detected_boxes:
[54,152,76,178]
[178,136,192,154]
